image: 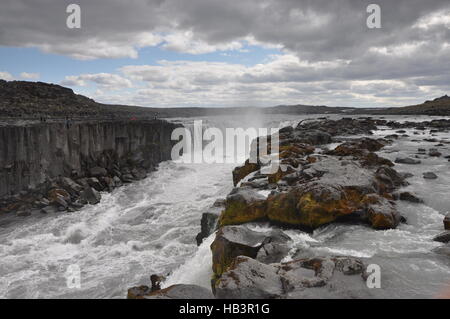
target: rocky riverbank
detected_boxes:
[128,117,450,299]
[0,119,180,218]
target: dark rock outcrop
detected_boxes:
[395,157,421,165]
[128,284,214,299]
[195,204,223,246]
[210,225,291,283]
[423,172,438,180]
[433,231,450,244]
[214,256,368,299]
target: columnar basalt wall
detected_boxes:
[0,120,179,198]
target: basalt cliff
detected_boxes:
[0,82,180,217]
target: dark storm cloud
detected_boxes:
[0,0,449,106]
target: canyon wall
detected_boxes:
[0,119,179,198]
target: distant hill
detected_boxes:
[0,80,449,118]
[360,95,450,116]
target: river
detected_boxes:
[0,114,449,298]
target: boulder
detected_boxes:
[423,172,438,180]
[59,177,83,196]
[127,285,150,299]
[395,157,421,165]
[89,166,107,177]
[433,231,450,244]
[218,187,267,227]
[16,210,31,217]
[121,174,134,183]
[144,285,215,299]
[86,177,104,191]
[428,149,442,157]
[232,160,260,186]
[214,256,367,299]
[47,188,71,203]
[80,186,101,205]
[40,206,58,214]
[444,213,450,230]
[131,167,147,180]
[398,192,423,203]
[196,208,221,246]
[210,225,291,281]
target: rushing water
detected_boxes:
[0,114,449,298]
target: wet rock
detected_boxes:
[100,176,115,192]
[59,177,83,196]
[89,166,107,177]
[113,176,123,187]
[47,188,71,203]
[395,157,421,165]
[428,149,442,157]
[54,196,69,209]
[86,177,104,191]
[131,167,147,180]
[80,186,101,205]
[121,174,134,183]
[214,256,367,299]
[366,195,401,230]
[144,285,214,299]
[444,213,450,230]
[400,172,414,179]
[294,130,332,145]
[127,285,151,299]
[16,210,31,217]
[398,192,423,203]
[213,198,226,207]
[150,274,164,292]
[40,206,58,214]
[423,172,438,180]
[375,166,408,192]
[210,225,291,281]
[232,160,260,186]
[433,231,450,244]
[218,187,267,227]
[196,209,221,246]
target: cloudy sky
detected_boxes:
[0,0,449,108]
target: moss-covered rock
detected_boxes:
[232,160,260,186]
[266,184,367,229]
[210,225,291,287]
[218,187,267,227]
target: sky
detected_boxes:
[0,0,449,108]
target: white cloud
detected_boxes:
[20,72,40,80]
[65,54,443,108]
[0,71,14,80]
[61,73,132,89]
[162,31,243,54]
[414,9,450,29]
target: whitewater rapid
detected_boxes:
[0,114,449,298]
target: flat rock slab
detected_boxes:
[214,256,369,299]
